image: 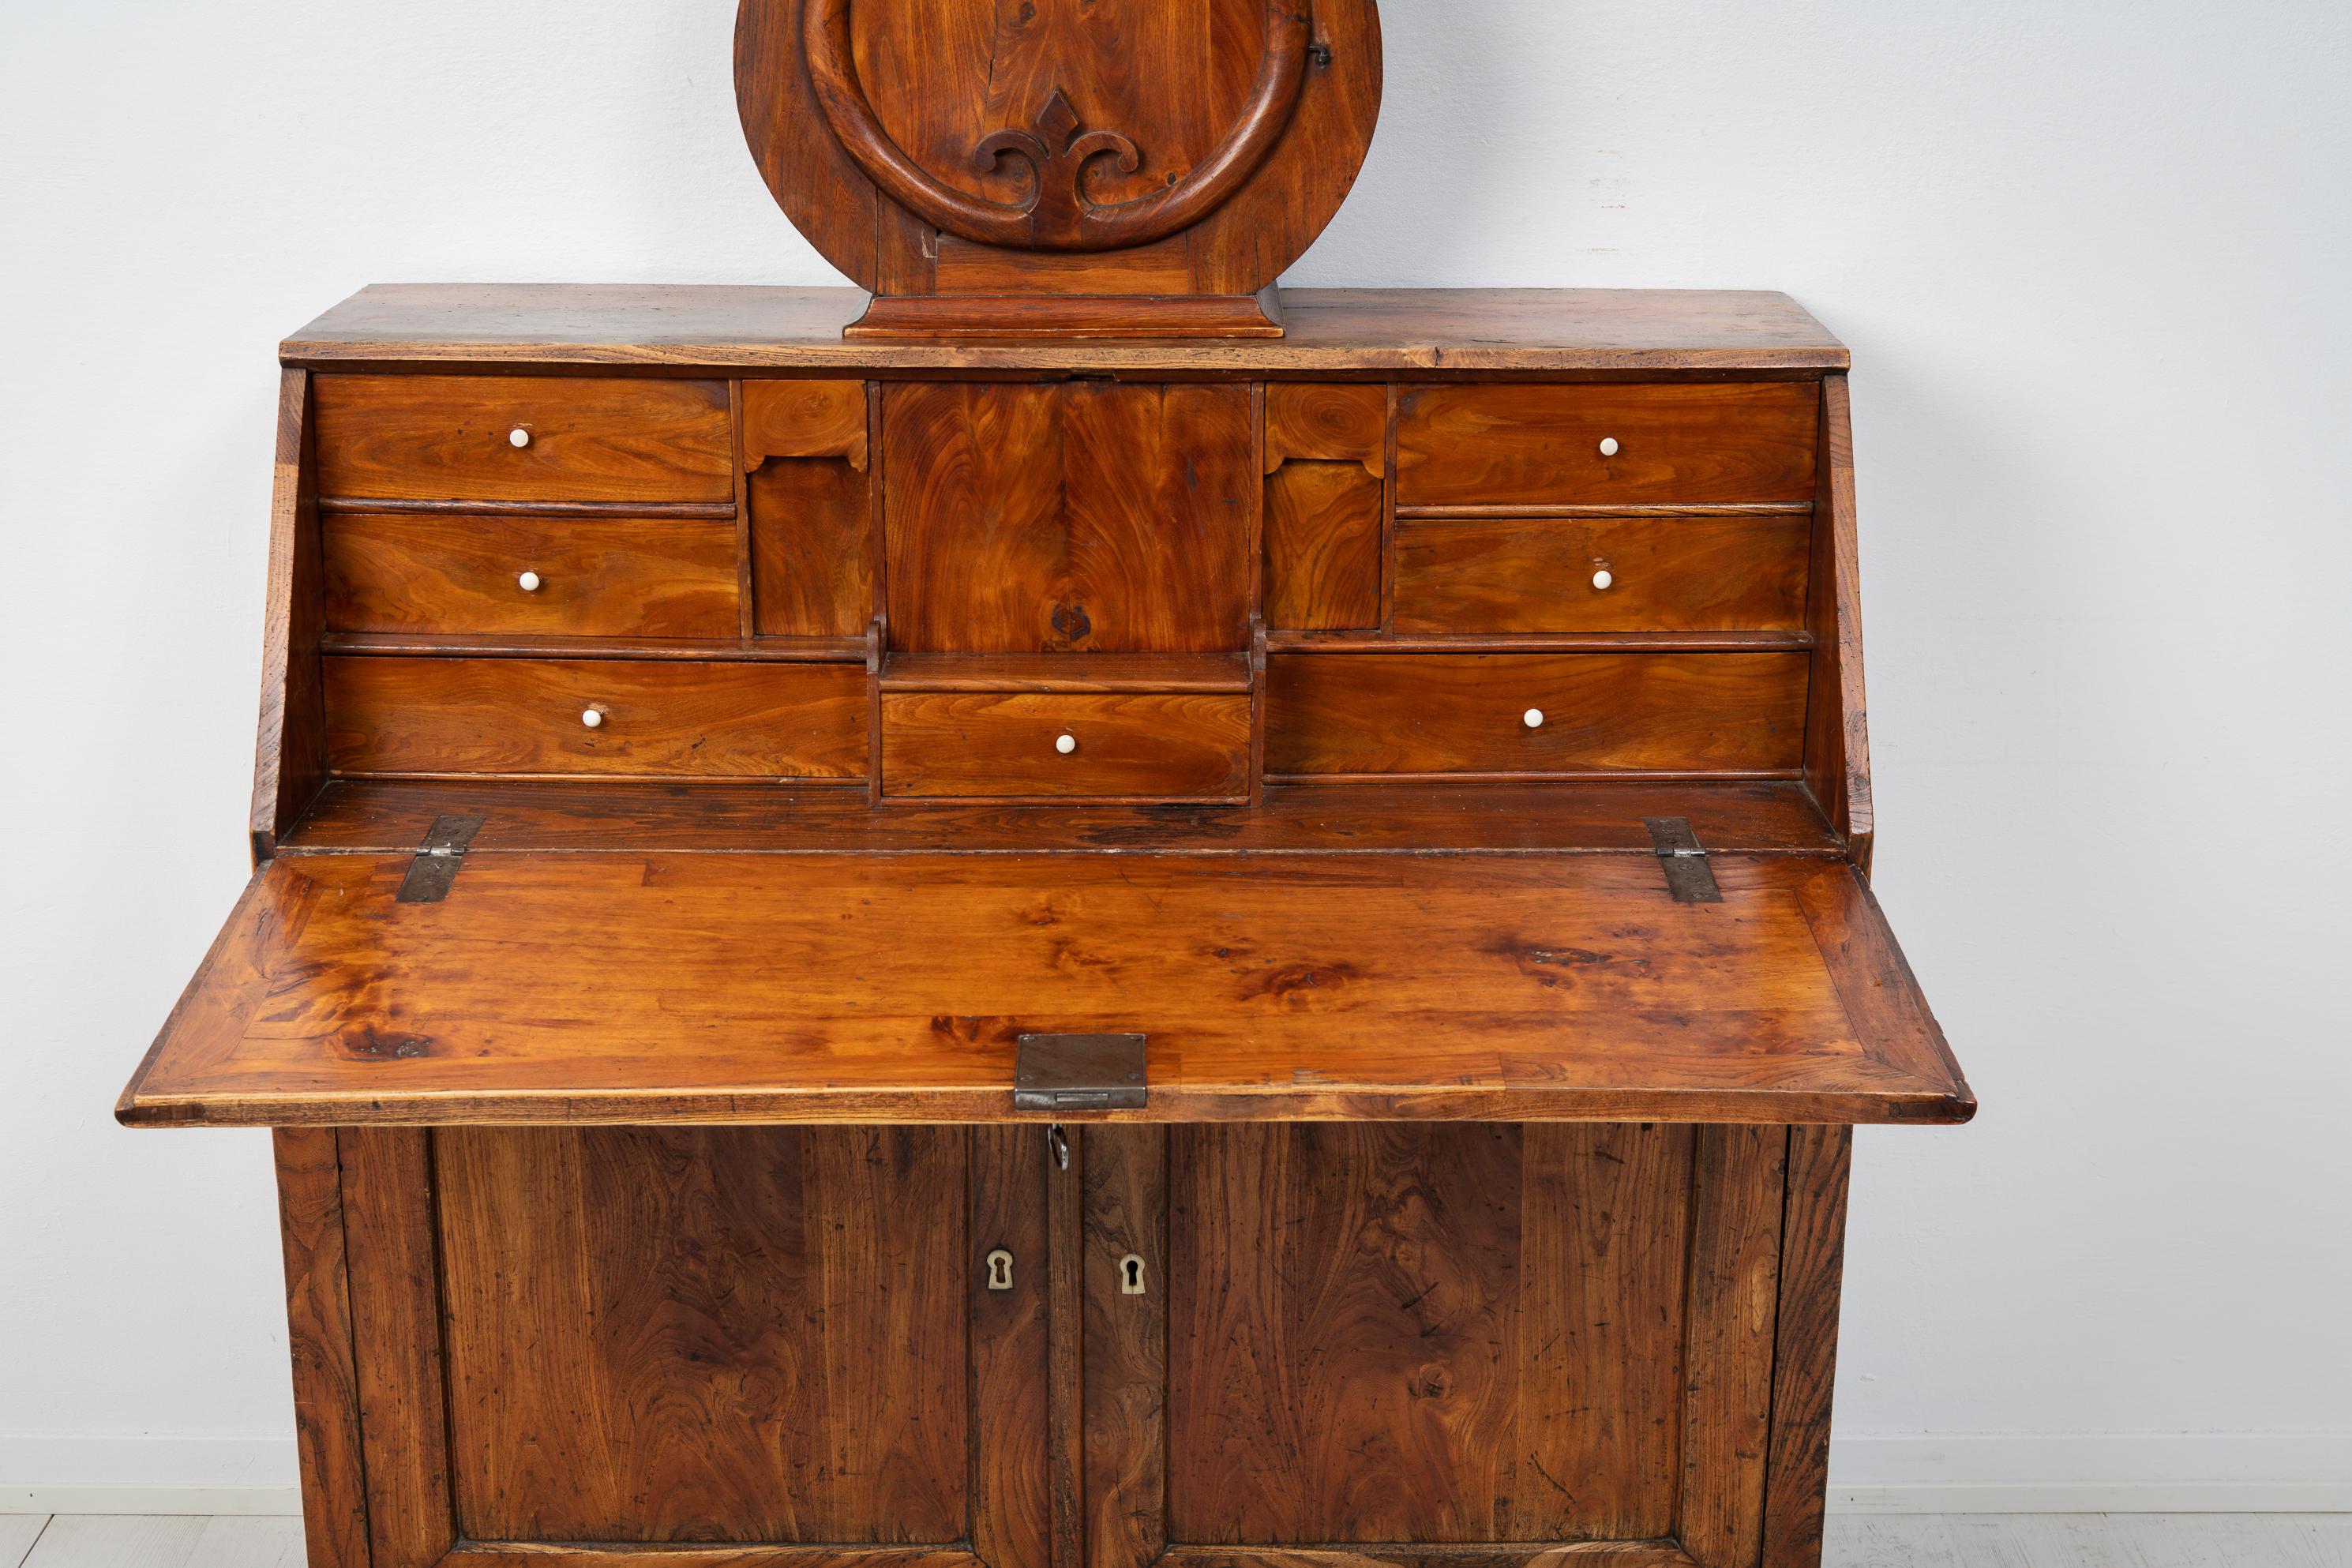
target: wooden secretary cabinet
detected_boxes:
[119,6,1970,1568]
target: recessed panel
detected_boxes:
[435,1127,970,1544]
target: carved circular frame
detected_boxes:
[737,0,1382,290]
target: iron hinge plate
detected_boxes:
[1014,1033,1148,1111]
[396,813,485,904]
[1642,816,1723,905]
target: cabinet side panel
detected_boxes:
[1677,1126,1787,1568]
[272,1127,371,1568]
[1801,374,1873,871]
[340,1127,456,1568]
[1761,1126,1853,1568]
[254,367,325,858]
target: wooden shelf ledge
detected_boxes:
[879,651,1254,692]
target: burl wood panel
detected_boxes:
[313,375,734,505]
[322,511,741,638]
[435,1127,969,1544]
[1263,653,1810,777]
[120,853,1974,1127]
[881,692,1251,800]
[883,383,1253,652]
[1165,1123,1696,1546]
[1397,384,1820,508]
[324,655,868,778]
[1394,514,1810,635]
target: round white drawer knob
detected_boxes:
[1523,708,1545,729]
[1055,733,1078,756]
[508,426,531,448]
[1591,568,1614,591]
[580,707,605,729]
[516,570,542,592]
[1598,436,1620,457]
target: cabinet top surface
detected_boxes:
[281,285,1849,373]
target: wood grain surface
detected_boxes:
[324,655,868,778]
[121,852,1971,1127]
[1394,515,1810,635]
[270,1130,369,1568]
[279,286,1849,374]
[323,511,741,638]
[436,1127,969,1544]
[281,777,1847,857]
[1397,385,1820,508]
[881,691,1251,799]
[313,375,733,505]
[1263,654,1810,777]
[1165,1123,1700,1546]
[883,382,1253,652]
[1761,1127,1853,1568]
[251,368,326,859]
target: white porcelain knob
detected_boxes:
[580,707,604,729]
[508,427,531,448]
[1523,708,1545,729]
[1598,437,1620,457]
[1055,733,1078,756]
[1591,568,1614,591]
[516,570,542,592]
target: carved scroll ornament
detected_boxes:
[801,0,1313,251]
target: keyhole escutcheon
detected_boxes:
[985,1248,1014,1291]
[1119,1253,1147,1296]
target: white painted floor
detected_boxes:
[0,1514,2345,1566]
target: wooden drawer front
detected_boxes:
[326,658,867,778]
[883,692,1251,799]
[1265,654,1807,776]
[313,375,734,505]
[1397,384,1819,507]
[323,512,741,637]
[1394,513,1810,634]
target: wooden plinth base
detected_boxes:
[846,284,1285,339]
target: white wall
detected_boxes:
[4,0,2347,1515]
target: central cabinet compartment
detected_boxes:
[882,381,1255,655]
[377,1120,1786,1564]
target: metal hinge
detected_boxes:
[1014,1032,1148,1111]
[396,813,485,903]
[1641,816,1722,905]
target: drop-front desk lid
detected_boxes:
[121,802,1971,1129]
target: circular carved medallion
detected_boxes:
[736,0,1382,293]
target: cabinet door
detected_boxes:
[1082,1124,1788,1568]
[882,381,1255,654]
[320,1125,1052,1567]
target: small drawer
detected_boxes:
[323,511,741,638]
[1397,384,1818,508]
[1263,653,1807,777]
[882,692,1251,800]
[1394,513,1810,634]
[324,657,868,778]
[313,374,734,505]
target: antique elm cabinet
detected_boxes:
[118,4,1971,1567]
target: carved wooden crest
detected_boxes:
[737,0,1383,338]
